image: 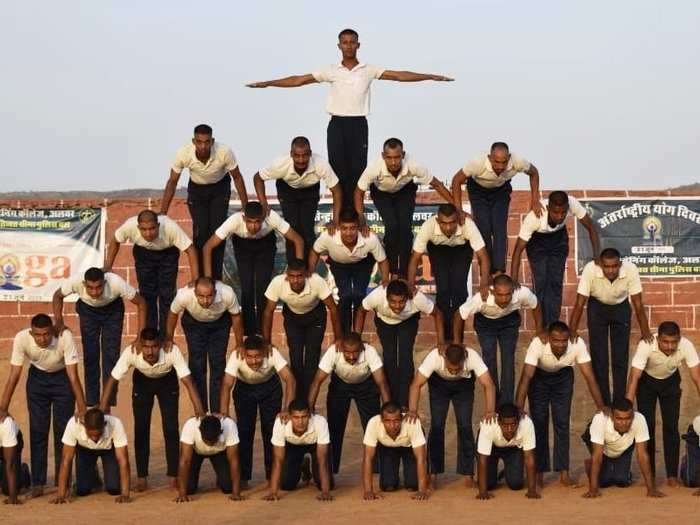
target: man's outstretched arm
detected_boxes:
[380,71,453,82]
[247,74,318,88]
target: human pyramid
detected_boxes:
[1,28,700,507]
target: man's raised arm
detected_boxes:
[247,74,318,88]
[379,71,453,82]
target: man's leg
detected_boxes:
[210,452,233,494]
[466,179,495,274]
[528,368,552,473]
[400,446,418,490]
[489,182,512,275]
[428,243,455,340]
[329,261,354,334]
[283,307,306,394]
[393,182,417,277]
[475,316,500,401]
[156,370,181,479]
[26,367,51,487]
[50,370,75,486]
[610,445,634,487]
[252,233,277,335]
[280,444,306,491]
[378,445,401,491]
[635,372,659,477]
[186,180,211,280]
[133,245,160,331]
[181,313,210,411]
[100,448,121,496]
[345,117,369,209]
[495,313,521,404]
[76,300,103,406]
[396,315,419,408]
[277,180,304,262]
[327,375,353,474]
[349,259,375,329]
[448,244,472,340]
[300,304,327,399]
[426,375,451,475]
[232,381,258,482]
[525,233,551,326]
[75,447,99,496]
[587,298,612,406]
[375,319,399,404]
[327,117,350,210]
[258,377,283,480]
[452,378,476,476]
[132,370,155,480]
[206,313,232,413]
[207,177,232,281]
[544,229,569,327]
[232,236,257,336]
[100,299,125,406]
[609,300,632,403]
[502,447,525,490]
[371,186,401,275]
[156,246,180,336]
[186,452,206,495]
[658,372,682,480]
[550,367,574,474]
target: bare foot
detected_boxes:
[667,477,680,488]
[31,485,44,498]
[169,477,177,489]
[135,477,148,492]
[560,471,580,488]
[536,472,544,489]
[464,475,475,488]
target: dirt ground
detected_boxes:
[2,341,700,525]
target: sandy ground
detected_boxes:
[2,343,700,525]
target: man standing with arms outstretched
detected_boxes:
[246,28,453,208]
[159,124,248,280]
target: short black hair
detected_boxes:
[287,258,306,272]
[338,208,360,224]
[84,408,105,431]
[137,209,158,224]
[445,344,466,365]
[244,335,265,351]
[612,397,633,412]
[497,403,519,420]
[140,327,159,341]
[31,313,52,329]
[437,203,458,217]
[200,415,222,442]
[383,137,404,151]
[548,191,569,208]
[338,28,359,40]
[194,276,215,290]
[290,136,310,149]
[193,124,213,136]
[493,274,514,289]
[288,398,310,413]
[490,142,509,153]
[84,267,105,282]
[386,279,410,299]
[243,201,264,219]
[342,331,363,347]
[600,247,621,260]
[548,321,570,334]
[380,401,402,416]
[658,321,681,338]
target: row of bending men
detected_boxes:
[2,318,700,504]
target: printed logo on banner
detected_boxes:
[0,253,22,290]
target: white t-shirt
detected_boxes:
[264,273,332,315]
[477,416,536,455]
[215,210,290,240]
[224,347,288,384]
[110,344,191,380]
[318,343,383,384]
[0,417,19,448]
[114,215,192,252]
[577,260,643,305]
[170,281,241,323]
[311,63,385,116]
[518,196,587,242]
[630,336,699,380]
[589,412,649,458]
[417,348,489,381]
[357,156,433,193]
[180,416,240,456]
[11,329,80,373]
[363,414,426,448]
[62,415,128,450]
[462,152,531,189]
[412,215,486,253]
[271,414,331,447]
[172,142,238,185]
[523,337,592,373]
[313,231,387,264]
[362,286,434,325]
[60,272,136,308]
[458,286,537,320]
[259,154,339,190]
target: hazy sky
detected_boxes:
[2,1,698,193]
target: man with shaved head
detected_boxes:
[452,142,542,276]
[105,209,199,334]
[165,277,244,412]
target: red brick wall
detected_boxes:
[2,189,699,354]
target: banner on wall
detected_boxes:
[223,198,473,298]
[0,207,106,301]
[575,197,700,277]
